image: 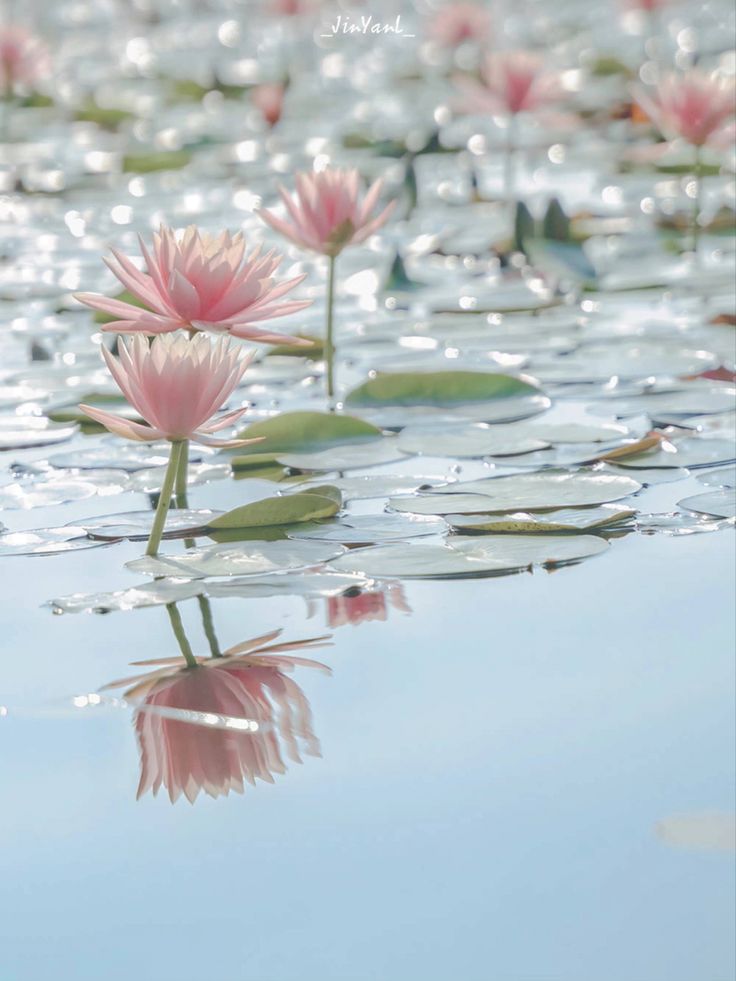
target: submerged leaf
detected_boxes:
[345,371,541,409]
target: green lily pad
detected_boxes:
[75,103,134,130]
[232,411,383,468]
[345,371,541,409]
[208,485,341,530]
[448,504,636,534]
[122,149,192,173]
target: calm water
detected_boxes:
[1,456,734,981]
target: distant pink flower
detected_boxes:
[633,70,736,147]
[429,2,491,48]
[326,584,411,628]
[456,50,562,116]
[75,226,311,344]
[622,0,669,11]
[259,168,396,257]
[268,0,314,15]
[79,333,262,447]
[252,82,285,127]
[0,26,49,95]
[104,630,331,803]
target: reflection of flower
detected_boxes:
[259,168,395,258]
[79,334,262,448]
[456,51,561,116]
[104,631,331,804]
[0,26,50,96]
[324,583,411,628]
[75,225,311,344]
[633,71,735,148]
[429,3,491,48]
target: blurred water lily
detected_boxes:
[428,2,492,48]
[324,583,411,628]
[75,226,312,344]
[0,25,50,97]
[103,629,331,804]
[260,168,395,399]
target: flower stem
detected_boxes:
[197,596,222,657]
[145,439,183,556]
[691,144,702,258]
[175,438,189,509]
[325,255,337,404]
[165,602,198,669]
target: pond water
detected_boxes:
[1,0,736,978]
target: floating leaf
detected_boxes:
[0,417,76,450]
[448,505,636,534]
[329,535,608,579]
[677,491,736,520]
[127,540,344,579]
[392,470,641,513]
[277,439,404,472]
[289,514,446,544]
[75,510,222,541]
[613,437,735,470]
[345,371,541,409]
[233,411,382,463]
[696,466,736,489]
[47,580,204,614]
[635,512,727,535]
[397,423,549,458]
[205,571,373,600]
[0,527,109,557]
[208,486,341,530]
[122,149,192,173]
[294,474,450,500]
[0,478,98,510]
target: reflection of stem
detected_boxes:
[146,440,183,556]
[197,596,222,657]
[166,602,198,669]
[175,438,189,509]
[504,113,517,203]
[691,144,702,258]
[325,255,336,405]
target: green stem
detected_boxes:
[175,437,189,509]
[691,144,702,257]
[165,602,198,669]
[145,439,183,556]
[325,255,336,403]
[197,596,222,657]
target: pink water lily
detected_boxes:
[75,225,311,344]
[633,70,736,147]
[252,81,285,127]
[456,50,562,117]
[429,2,491,48]
[0,26,50,96]
[103,630,331,804]
[79,333,258,448]
[259,167,395,257]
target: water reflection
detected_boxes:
[314,581,411,628]
[103,601,331,804]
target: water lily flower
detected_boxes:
[429,2,491,48]
[633,70,735,148]
[0,26,50,97]
[75,225,312,345]
[633,70,735,252]
[456,50,562,118]
[252,81,285,127]
[259,168,395,399]
[80,334,263,554]
[455,51,562,200]
[103,630,331,804]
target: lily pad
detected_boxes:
[677,491,736,520]
[126,539,344,579]
[0,527,110,557]
[345,371,541,409]
[328,535,608,579]
[294,474,450,500]
[277,440,404,472]
[205,571,373,599]
[396,422,549,458]
[448,505,636,534]
[233,411,383,465]
[0,417,76,450]
[289,514,446,544]
[74,510,223,541]
[0,478,99,510]
[208,486,341,530]
[398,470,642,512]
[47,580,204,614]
[613,437,735,470]
[696,466,736,489]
